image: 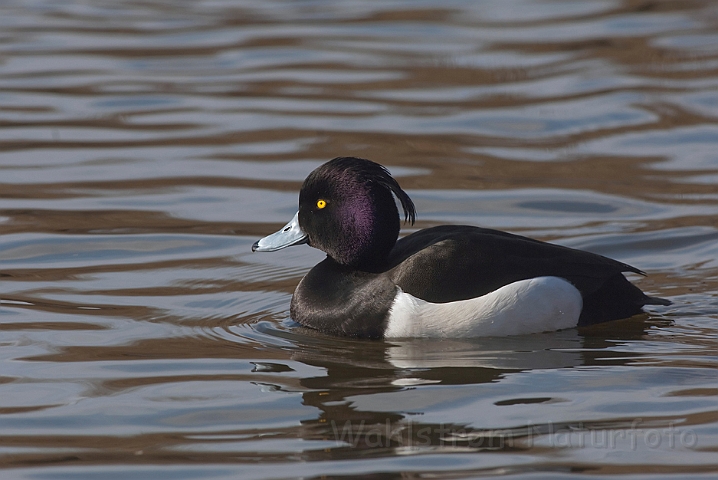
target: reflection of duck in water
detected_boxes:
[254,157,670,339]
[290,328,653,454]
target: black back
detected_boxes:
[386,225,668,326]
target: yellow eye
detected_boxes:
[316,199,327,209]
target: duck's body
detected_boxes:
[253,157,669,339]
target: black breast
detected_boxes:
[290,257,397,338]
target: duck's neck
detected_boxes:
[329,234,395,272]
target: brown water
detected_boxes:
[1,1,718,478]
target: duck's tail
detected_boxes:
[643,295,672,306]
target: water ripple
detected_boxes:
[1,0,717,478]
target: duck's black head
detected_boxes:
[299,157,415,269]
[252,157,415,270]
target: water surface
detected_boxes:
[1,1,718,478]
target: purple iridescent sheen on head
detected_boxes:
[297,157,415,269]
[341,191,374,241]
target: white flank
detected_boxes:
[384,276,582,338]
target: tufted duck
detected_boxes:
[252,157,670,339]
